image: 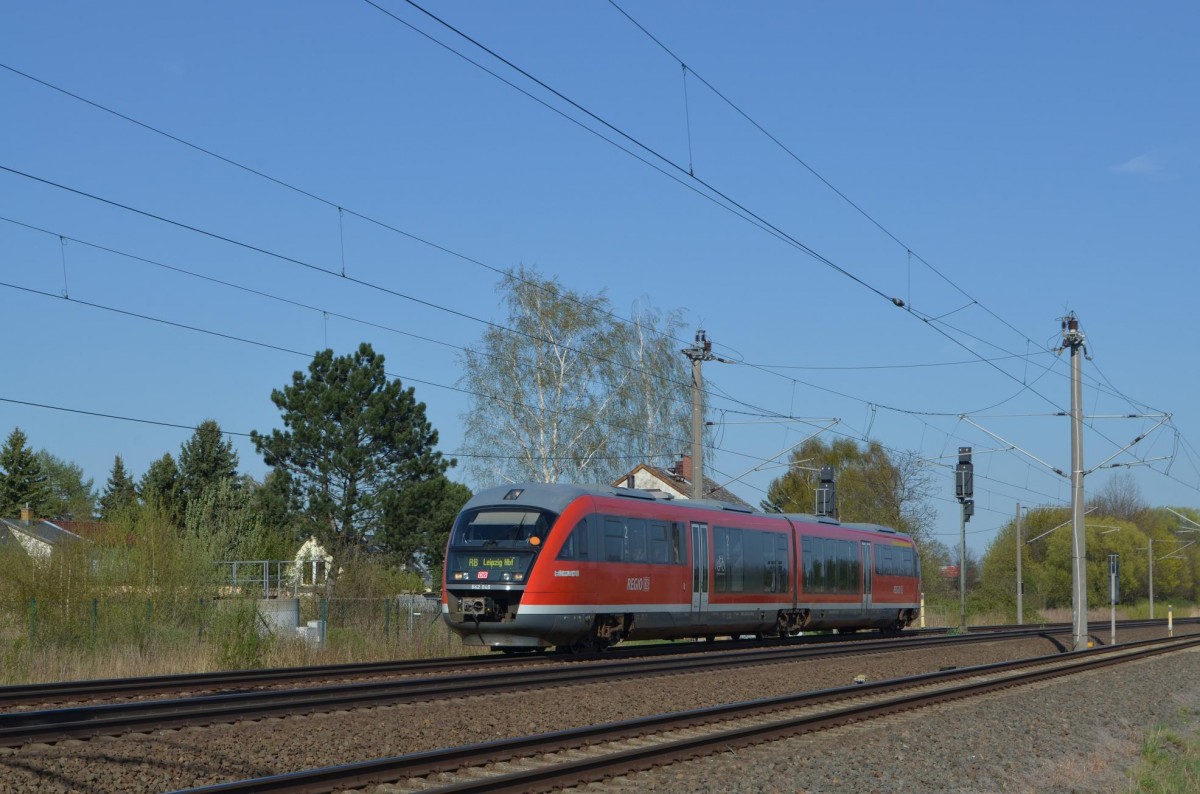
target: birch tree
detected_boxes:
[459,266,692,486]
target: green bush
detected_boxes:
[208,599,273,670]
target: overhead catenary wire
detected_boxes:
[365,0,1172,445]
[0,164,708,402]
[7,10,1190,534]
[0,61,707,361]
[0,396,679,464]
[0,278,802,474]
[0,60,1155,450]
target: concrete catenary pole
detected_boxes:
[1148,537,1155,620]
[1016,502,1023,626]
[683,330,714,501]
[1063,313,1089,651]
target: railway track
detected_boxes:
[4,617,1183,710]
[0,628,1074,747]
[175,633,1200,794]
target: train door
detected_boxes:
[691,522,709,613]
[860,540,873,615]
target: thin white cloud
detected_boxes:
[1111,152,1164,176]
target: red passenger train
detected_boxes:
[441,482,921,652]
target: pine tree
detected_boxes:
[178,419,240,509]
[36,450,98,521]
[100,454,139,521]
[0,427,51,518]
[139,453,181,522]
[251,343,453,564]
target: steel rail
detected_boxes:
[3,617,1190,709]
[0,628,1072,746]
[174,634,1200,794]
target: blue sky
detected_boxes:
[2,1,1197,556]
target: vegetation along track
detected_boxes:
[0,627,1089,746]
[176,633,1200,794]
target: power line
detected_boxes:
[0,61,711,362]
[0,164,704,400]
[1,59,1157,447]
[0,278,796,473]
[0,396,678,463]
[605,0,1049,361]
[378,0,1178,459]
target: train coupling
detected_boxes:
[461,596,500,620]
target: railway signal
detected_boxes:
[815,466,836,517]
[955,447,973,502]
[955,446,972,633]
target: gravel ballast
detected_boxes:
[1,629,1195,793]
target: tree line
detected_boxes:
[1,342,469,583]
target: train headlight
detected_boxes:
[453,572,467,581]
[514,573,525,582]
[529,536,541,546]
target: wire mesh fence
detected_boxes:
[2,593,452,654]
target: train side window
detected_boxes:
[877,545,895,576]
[835,540,849,592]
[775,533,790,592]
[557,517,589,561]
[757,532,772,592]
[802,535,820,593]
[742,529,764,592]
[670,523,684,564]
[603,517,624,562]
[625,518,648,562]
[816,537,831,593]
[649,521,669,564]
[727,528,744,592]
[754,531,785,593]
[713,527,727,592]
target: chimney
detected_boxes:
[677,454,692,483]
[20,504,32,523]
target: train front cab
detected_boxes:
[441,490,571,650]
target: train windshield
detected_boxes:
[449,508,558,550]
[446,507,558,585]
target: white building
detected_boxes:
[0,506,87,560]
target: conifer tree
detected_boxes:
[0,427,51,517]
[139,453,182,522]
[252,343,454,566]
[100,454,139,521]
[36,450,97,521]
[178,419,240,509]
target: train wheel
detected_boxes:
[571,636,601,653]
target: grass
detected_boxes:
[0,594,473,685]
[1127,712,1200,793]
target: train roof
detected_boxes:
[461,484,913,540]
[461,482,760,517]
[776,513,913,540]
